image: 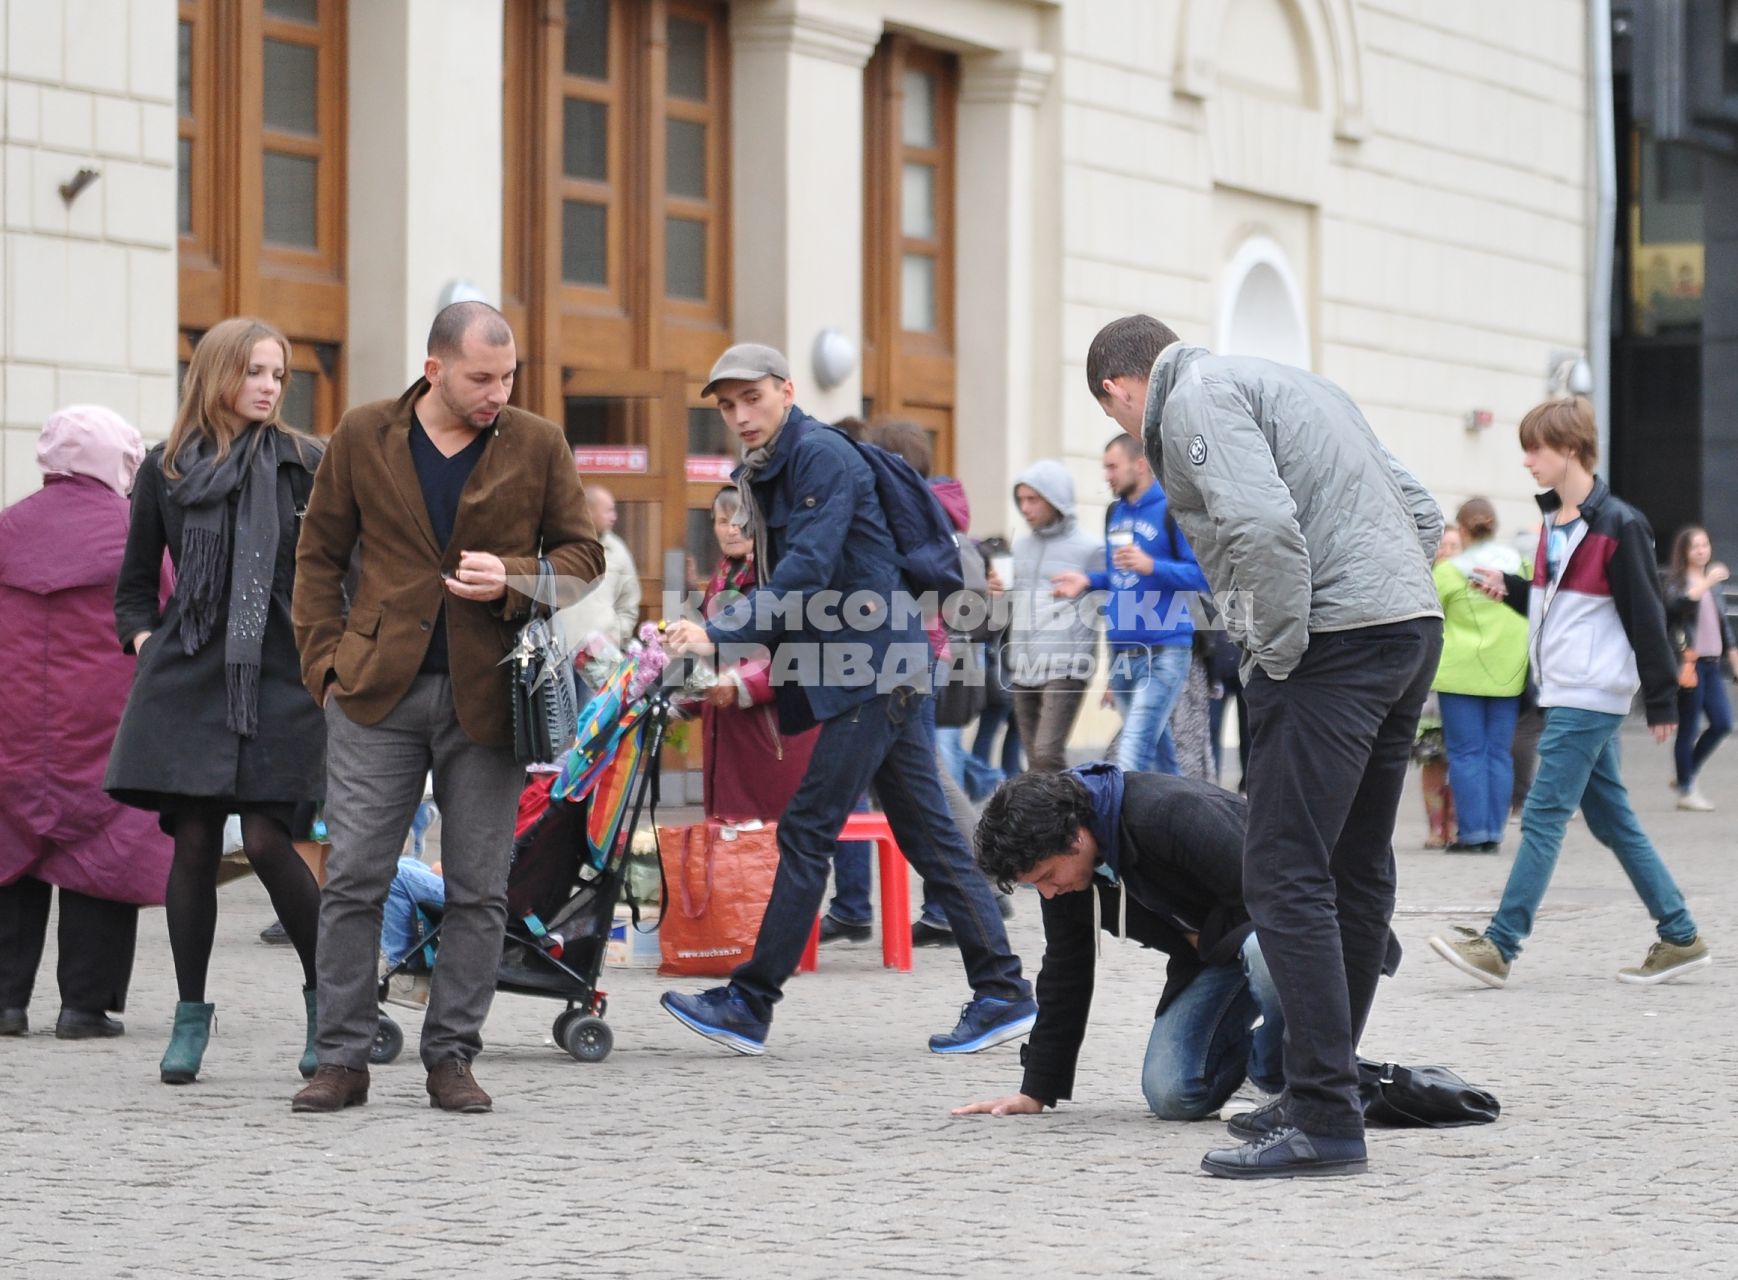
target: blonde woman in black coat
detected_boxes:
[106,317,326,1086]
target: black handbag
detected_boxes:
[1357,1059,1501,1128]
[508,559,580,765]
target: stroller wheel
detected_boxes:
[561,1015,612,1063]
[552,1010,580,1046]
[371,1014,405,1065]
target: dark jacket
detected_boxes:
[105,433,326,810]
[292,380,604,748]
[702,407,928,734]
[1019,771,1252,1108]
[1663,574,1734,660]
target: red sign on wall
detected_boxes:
[572,446,649,473]
[685,455,737,483]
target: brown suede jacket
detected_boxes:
[292,379,604,747]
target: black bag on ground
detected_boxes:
[1357,1059,1501,1128]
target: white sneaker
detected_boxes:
[1677,789,1715,812]
[1217,1081,1280,1122]
[385,972,431,1009]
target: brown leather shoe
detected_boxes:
[426,1058,492,1113]
[290,1064,369,1113]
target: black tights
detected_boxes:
[164,806,319,1002]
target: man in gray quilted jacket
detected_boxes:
[1086,315,1444,1180]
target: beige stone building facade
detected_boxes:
[3,0,1593,557]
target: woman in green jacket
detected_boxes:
[1432,499,1531,852]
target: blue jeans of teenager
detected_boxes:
[938,726,1006,801]
[1109,644,1189,775]
[732,688,1030,1021]
[1141,934,1285,1119]
[1674,658,1733,790]
[382,856,446,968]
[1438,693,1519,845]
[1486,707,1699,960]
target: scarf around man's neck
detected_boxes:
[732,406,793,580]
[166,423,284,738]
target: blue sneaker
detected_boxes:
[928,995,1038,1054]
[660,986,769,1056]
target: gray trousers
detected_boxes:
[315,675,523,1070]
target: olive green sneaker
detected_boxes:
[1617,936,1711,985]
[1428,927,1510,989]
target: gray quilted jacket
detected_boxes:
[1140,345,1443,681]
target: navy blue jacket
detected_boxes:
[704,407,929,733]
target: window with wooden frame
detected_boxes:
[177,0,347,435]
[863,37,958,473]
[502,0,731,417]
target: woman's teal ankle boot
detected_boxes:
[299,988,319,1079]
[160,1001,215,1084]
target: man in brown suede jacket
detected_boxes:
[290,302,602,1115]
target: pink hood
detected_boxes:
[930,477,971,533]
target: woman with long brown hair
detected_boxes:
[1663,525,1735,810]
[105,318,327,1085]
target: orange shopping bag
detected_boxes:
[657,819,782,977]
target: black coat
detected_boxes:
[104,435,325,812]
[1019,772,1251,1108]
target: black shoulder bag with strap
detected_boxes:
[508,559,580,765]
[1358,1059,1502,1128]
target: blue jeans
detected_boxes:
[1141,934,1285,1119]
[1108,644,1190,775]
[734,689,1029,1021]
[971,699,1022,776]
[382,856,446,967]
[1674,658,1732,790]
[1438,693,1519,845]
[937,726,1005,801]
[1486,707,1698,960]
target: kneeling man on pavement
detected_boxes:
[957,764,1284,1129]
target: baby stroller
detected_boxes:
[372,626,675,1065]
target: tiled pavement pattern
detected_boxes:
[4,722,1733,1278]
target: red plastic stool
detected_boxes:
[798,812,911,973]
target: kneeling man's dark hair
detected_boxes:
[975,770,1098,893]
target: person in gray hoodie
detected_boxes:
[1006,460,1101,773]
[1086,314,1443,1181]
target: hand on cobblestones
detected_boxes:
[952,1093,1046,1117]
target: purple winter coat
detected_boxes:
[0,475,172,904]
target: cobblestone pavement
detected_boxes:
[4,722,1734,1278]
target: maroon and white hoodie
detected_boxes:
[1517,478,1677,725]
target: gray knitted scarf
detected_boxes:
[166,424,282,738]
[732,408,792,577]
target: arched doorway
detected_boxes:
[1217,235,1311,370]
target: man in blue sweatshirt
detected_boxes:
[1054,434,1209,774]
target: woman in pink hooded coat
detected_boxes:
[0,406,174,1039]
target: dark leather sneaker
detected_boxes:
[1201,1125,1368,1179]
[1226,1092,1287,1142]
[426,1058,492,1113]
[0,1008,29,1036]
[54,1008,124,1039]
[911,919,957,948]
[291,1064,370,1113]
[818,913,871,944]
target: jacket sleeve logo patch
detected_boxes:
[1187,434,1208,466]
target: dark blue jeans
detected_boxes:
[1674,658,1733,791]
[1438,693,1519,845]
[731,689,1030,1022]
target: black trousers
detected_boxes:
[1241,619,1442,1138]
[0,876,140,1013]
